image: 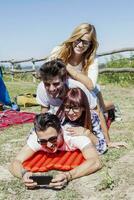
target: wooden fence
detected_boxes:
[0,47,134,82]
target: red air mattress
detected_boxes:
[23,150,85,172]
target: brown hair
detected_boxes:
[39,59,67,82]
[56,88,92,131]
[34,113,61,133]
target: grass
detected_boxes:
[0,81,134,200]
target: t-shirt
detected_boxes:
[27,127,91,152]
[36,78,97,112]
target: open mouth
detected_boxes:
[47,146,57,153]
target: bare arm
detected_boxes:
[84,130,99,145]
[67,144,102,179]
[50,144,102,188]
[9,144,35,178]
[66,65,94,90]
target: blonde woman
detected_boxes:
[50,23,114,112]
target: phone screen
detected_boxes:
[30,175,53,186]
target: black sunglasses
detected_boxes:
[37,136,57,145]
[74,38,91,46]
[64,105,81,113]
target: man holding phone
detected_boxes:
[9,113,102,189]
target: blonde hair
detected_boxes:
[53,23,99,73]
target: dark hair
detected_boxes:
[34,113,61,133]
[39,59,67,81]
[57,88,92,131]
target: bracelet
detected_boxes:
[68,171,73,181]
[64,171,73,182]
[67,171,73,181]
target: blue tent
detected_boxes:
[0,68,12,106]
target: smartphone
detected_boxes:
[29,175,53,186]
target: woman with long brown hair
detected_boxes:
[57,88,107,154]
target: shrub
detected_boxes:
[99,54,134,86]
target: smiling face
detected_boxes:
[44,76,65,99]
[72,33,92,55]
[36,126,63,153]
[64,104,84,122]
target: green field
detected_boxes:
[0,81,134,200]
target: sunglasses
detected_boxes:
[37,136,57,145]
[74,38,91,46]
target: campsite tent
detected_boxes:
[0,67,12,106]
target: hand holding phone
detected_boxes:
[29,175,53,187]
[22,171,37,188]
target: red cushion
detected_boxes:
[23,150,85,172]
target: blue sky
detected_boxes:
[0,0,134,60]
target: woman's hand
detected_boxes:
[49,173,68,189]
[66,126,88,136]
[107,141,128,149]
[22,172,37,189]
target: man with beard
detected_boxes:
[9,113,101,189]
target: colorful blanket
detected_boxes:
[0,110,35,130]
